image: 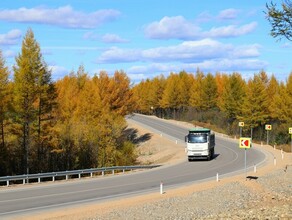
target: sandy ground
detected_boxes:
[15,118,292,220]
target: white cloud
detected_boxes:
[218,8,240,20]
[189,59,268,72]
[42,46,102,50]
[83,32,129,43]
[142,39,231,62]
[196,11,213,23]
[232,44,261,57]
[0,29,22,45]
[3,49,16,58]
[97,39,260,64]
[281,42,292,48]
[127,59,268,78]
[0,5,121,28]
[102,34,129,43]
[97,47,141,63]
[144,16,257,40]
[83,31,99,40]
[49,65,69,80]
[144,16,201,40]
[127,73,147,83]
[98,38,267,82]
[205,22,257,38]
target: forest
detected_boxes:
[0,29,291,176]
[132,70,292,148]
[0,29,136,176]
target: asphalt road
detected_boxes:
[0,114,267,219]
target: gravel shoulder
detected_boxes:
[17,118,292,220]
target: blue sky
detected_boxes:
[0,0,291,83]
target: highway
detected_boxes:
[0,114,267,219]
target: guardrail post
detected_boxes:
[66,175,68,181]
[78,173,81,179]
[90,172,93,178]
[7,180,9,186]
[53,175,55,182]
[38,177,40,183]
[112,170,114,175]
[102,171,104,176]
[23,178,25,185]
[123,169,125,174]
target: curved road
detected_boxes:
[0,114,267,219]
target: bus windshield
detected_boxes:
[188,134,207,143]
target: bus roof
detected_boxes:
[189,128,211,133]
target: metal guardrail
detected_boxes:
[0,165,160,187]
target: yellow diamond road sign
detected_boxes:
[239,138,251,149]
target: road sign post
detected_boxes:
[267,130,269,145]
[239,122,244,138]
[239,137,251,180]
[265,125,272,145]
[289,128,292,153]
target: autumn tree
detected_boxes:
[132,75,166,116]
[55,68,137,169]
[160,73,181,118]
[131,80,149,113]
[201,73,218,110]
[215,72,229,110]
[239,72,270,139]
[96,70,135,116]
[266,74,279,119]
[93,70,137,166]
[0,50,10,176]
[13,29,48,174]
[189,69,205,110]
[220,73,246,122]
[149,75,166,116]
[177,71,194,108]
[55,68,87,170]
[273,73,292,123]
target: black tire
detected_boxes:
[212,148,215,159]
[207,151,211,161]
